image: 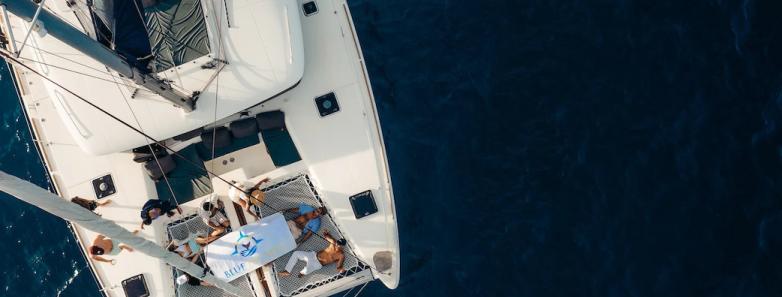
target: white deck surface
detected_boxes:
[2,0,399,296]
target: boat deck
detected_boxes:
[1,0,400,295]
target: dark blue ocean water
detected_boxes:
[3,0,782,296]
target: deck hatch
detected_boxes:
[121,274,150,297]
[302,1,318,16]
[315,92,339,117]
[349,190,378,219]
[92,174,116,199]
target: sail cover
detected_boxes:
[90,0,154,70]
[90,0,211,72]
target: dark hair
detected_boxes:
[90,245,104,255]
[202,202,214,212]
[317,207,327,215]
[71,197,97,211]
[336,239,347,246]
[168,244,177,252]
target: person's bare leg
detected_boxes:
[97,199,111,206]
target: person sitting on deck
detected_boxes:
[228,177,271,220]
[167,235,214,262]
[70,196,111,216]
[200,198,231,237]
[139,199,182,229]
[89,232,136,265]
[285,203,326,245]
[278,231,347,278]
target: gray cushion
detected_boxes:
[144,154,176,180]
[229,118,258,138]
[200,127,232,149]
[172,127,204,141]
[256,110,285,131]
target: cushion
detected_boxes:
[261,128,301,167]
[144,154,177,180]
[172,127,204,142]
[200,127,232,150]
[229,118,259,138]
[132,143,168,163]
[256,110,285,131]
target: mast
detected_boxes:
[0,0,196,112]
[0,171,249,297]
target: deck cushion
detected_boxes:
[200,126,232,150]
[256,110,286,131]
[155,145,213,204]
[261,129,301,167]
[229,118,259,138]
[172,127,204,142]
[144,154,177,180]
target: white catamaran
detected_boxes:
[0,0,399,296]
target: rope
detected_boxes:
[3,45,369,268]
[353,281,369,297]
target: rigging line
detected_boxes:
[16,56,149,90]
[114,72,210,266]
[0,49,236,190]
[340,285,356,297]
[4,51,367,263]
[353,281,369,297]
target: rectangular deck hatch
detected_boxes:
[121,274,150,297]
[349,190,378,219]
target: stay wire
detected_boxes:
[2,49,367,267]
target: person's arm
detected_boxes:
[297,230,313,244]
[253,177,270,189]
[243,202,260,219]
[336,254,346,273]
[323,231,336,245]
[139,222,146,230]
[97,199,111,206]
[175,206,183,215]
[91,255,113,264]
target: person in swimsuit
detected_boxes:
[139,199,182,229]
[89,232,136,265]
[279,231,347,278]
[167,235,214,262]
[70,196,111,216]
[285,203,326,245]
[201,199,231,238]
[228,177,271,220]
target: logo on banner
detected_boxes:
[231,230,264,257]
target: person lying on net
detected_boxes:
[167,234,214,262]
[201,197,231,237]
[228,177,271,220]
[285,203,326,245]
[278,231,347,278]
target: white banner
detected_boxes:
[206,213,296,281]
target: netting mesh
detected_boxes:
[257,175,369,296]
[167,215,256,297]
